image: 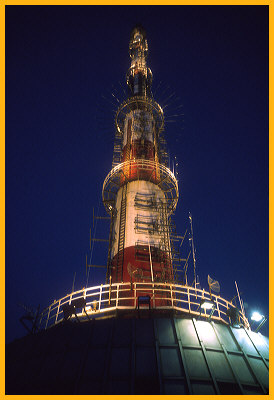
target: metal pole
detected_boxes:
[148,243,155,307]
[99,285,102,311]
[72,272,76,293]
[45,305,51,330]
[235,281,245,316]
[108,275,112,305]
[55,300,61,324]
[148,243,154,282]
[255,317,267,333]
[116,284,119,307]
[189,213,197,295]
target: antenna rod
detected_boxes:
[148,243,154,282]
[148,244,155,304]
[235,281,245,316]
[179,229,187,247]
[189,212,197,292]
[72,272,76,293]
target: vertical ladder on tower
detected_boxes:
[125,137,131,161]
[169,218,182,284]
[116,184,127,282]
[159,201,173,282]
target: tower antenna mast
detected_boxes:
[189,212,197,292]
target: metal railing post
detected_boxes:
[216,296,221,320]
[116,284,119,307]
[134,282,136,308]
[37,311,43,331]
[187,287,191,312]
[99,285,102,311]
[45,305,51,330]
[40,282,245,329]
[55,300,61,324]
[170,284,174,307]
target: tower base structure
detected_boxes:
[6,281,269,395]
[6,311,269,395]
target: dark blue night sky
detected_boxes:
[5,5,269,342]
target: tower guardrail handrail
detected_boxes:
[37,282,250,332]
[102,159,179,214]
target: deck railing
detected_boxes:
[37,282,250,331]
[102,159,178,214]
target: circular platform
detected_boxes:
[115,96,164,135]
[37,282,250,331]
[102,159,179,214]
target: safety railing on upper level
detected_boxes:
[102,159,178,214]
[37,282,250,332]
[115,95,164,135]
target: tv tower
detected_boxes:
[6,26,268,396]
[102,26,178,292]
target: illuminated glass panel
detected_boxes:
[176,319,199,346]
[231,327,258,356]
[184,349,210,379]
[228,354,256,384]
[156,318,176,344]
[195,321,221,349]
[213,323,239,351]
[248,357,269,389]
[160,348,183,377]
[206,351,235,381]
[247,331,269,359]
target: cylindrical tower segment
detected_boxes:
[126,25,153,97]
[103,26,179,292]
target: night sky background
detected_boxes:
[5,5,269,343]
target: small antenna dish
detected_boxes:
[208,275,220,298]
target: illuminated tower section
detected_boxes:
[102,26,178,286]
[6,25,268,397]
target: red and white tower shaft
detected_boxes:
[102,26,178,288]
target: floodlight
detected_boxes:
[251,311,264,322]
[200,299,215,310]
[250,311,267,333]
